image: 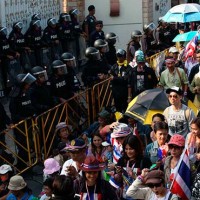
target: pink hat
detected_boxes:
[43,158,61,175]
[168,134,185,147]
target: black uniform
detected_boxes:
[49,74,74,102]
[105,44,117,66]
[42,25,62,60]
[25,23,43,67]
[110,63,132,112]
[83,15,96,36]
[128,65,158,98]
[9,86,36,169]
[89,30,105,47]
[30,81,56,115]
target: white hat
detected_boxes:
[0,164,12,174]
[8,175,27,190]
[102,141,111,146]
[169,47,179,53]
[111,123,131,138]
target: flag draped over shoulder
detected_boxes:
[170,148,191,200]
[184,33,199,59]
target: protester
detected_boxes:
[126,169,179,199]
[164,134,185,188]
[113,135,151,199]
[163,86,195,137]
[43,158,61,181]
[40,178,54,200]
[7,175,35,200]
[145,121,169,165]
[74,156,118,200]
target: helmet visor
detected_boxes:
[15,22,23,30]
[53,64,68,75]
[33,20,41,28]
[21,73,36,85]
[62,14,71,22]
[0,27,7,36]
[65,56,76,68]
[48,18,57,26]
[91,51,101,60]
[34,70,48,81]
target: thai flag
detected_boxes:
[170,148,191,200]
[184,33,199,59]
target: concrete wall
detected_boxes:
[85,0,143,49]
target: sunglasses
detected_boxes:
[169,95,178,99]
[168,144,182,150]
[147,182,162,188]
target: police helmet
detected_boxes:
[94,39,108,50]
[116,49,126,58]
[59,13,71,22]
[16,73,36,85]
[85,47,101,60]
[61,52,76,67]
[0,27,7,36]
[31,13,41,21]
[131,30,142,39]
[47,18,57,27]
[143,23,156,33]
[31,20,41,28]
[31,66,48,81]
[13,22,23,31]
[69,9,79,16]
[105,32,117,45]
[52,60,67,74]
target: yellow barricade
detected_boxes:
[35,89,90,160]
[0,117,39,174]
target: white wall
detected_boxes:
[153,0,171,26]
[85,0,143,50]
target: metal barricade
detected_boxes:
[35,89,90,160]
[0,117,39,174]
[91,78,113,122]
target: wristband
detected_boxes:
[128,97,132,99]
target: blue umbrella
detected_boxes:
[162,3,200,23]
[172,31,200,42]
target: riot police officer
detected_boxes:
[89,20,105,47]
[58,13,73,53]
[81,47,107,87]
[127,30,142,63]
[31,13,41,21]
[30,66,56,115]
[25,19,43,68]
[141,23,159,56]
[9,73,36,170]
[42,18,62,61]
[0,27,20,96]
[105,32,117,66]
[61,52,81,92]
[9,22,31,69]
[94,39,110,73]
[49,60,74,103]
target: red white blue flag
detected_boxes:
[170,148,191,200]
[184,34,199,59]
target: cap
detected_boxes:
[166,86,183,95]
[80,156,105,172]
[135,50,144,57]
[0,164,12,174]
[98,110,110,118]
[136,55,145,63]
[168,134,185,147]
[65,138,86,152]
[145,170,164,184]
[169,47,179,53]
[8,175,27,191]
[55,122,67,134]
[111,123,131,138]
[43,158,61,175]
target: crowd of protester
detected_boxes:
[1,3,200,200]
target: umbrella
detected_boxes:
[162,3,200,23]
[125,88,198,124]
[172,31,200,42]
